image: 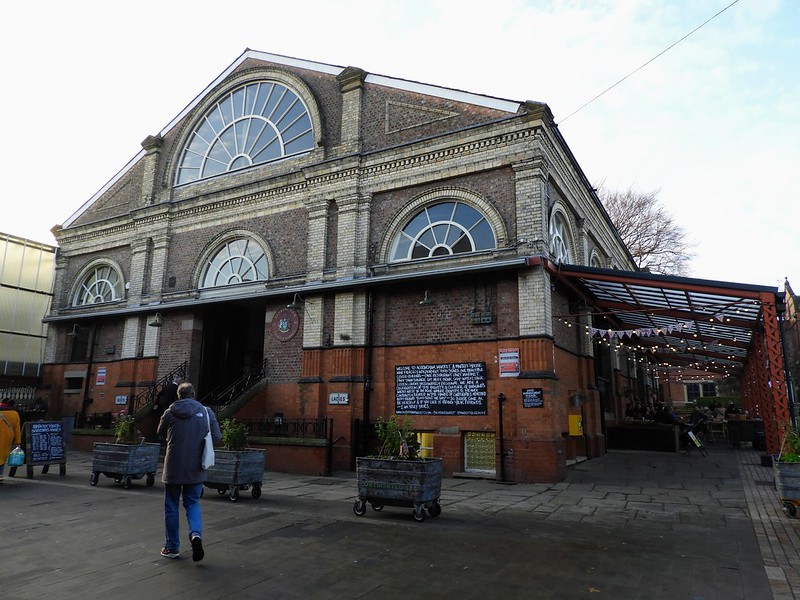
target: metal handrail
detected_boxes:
[202,358,268,414]
[132,361,188,415]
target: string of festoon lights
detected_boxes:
[558,313,736,380]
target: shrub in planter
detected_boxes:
[90,409,159,489]
[205,417,265,502]
[354,415,442,522]
[221,417,248,451]
[775,428,800,517]
[373,415,420,459]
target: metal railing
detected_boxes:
[80,411,115,429]
[0,385,37,405]
[131,361,188,415]
[203,358,268,415]
[242,417,329,439]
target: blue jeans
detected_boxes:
[164,483,203,551]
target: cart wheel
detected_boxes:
[251,483,262,499]
[413,505,426,522]
[146,473,155,487]
[89,472,99,486]
[123,476,132,489]
[428,500,442,517]
[370,502,384,512]
[229,487,240,502]
[784,502,797,518]
[353,500,367,516]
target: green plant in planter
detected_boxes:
[779,429,800,463]
[112,409,140,444]
[374,415,420,459]
[221,418,248,451]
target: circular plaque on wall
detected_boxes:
[271,307,300,342]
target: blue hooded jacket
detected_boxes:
[157,397,221,484]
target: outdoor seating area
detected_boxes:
[610,400,764,453]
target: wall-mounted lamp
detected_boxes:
[419,290,434,306]
[287,293,304,310]
[148,313,163,328]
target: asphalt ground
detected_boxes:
[0,444,796,600]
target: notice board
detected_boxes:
[395,362,487,415]
[522,388,544,408]
[16,420,67,478]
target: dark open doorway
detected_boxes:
[198,301,265,398]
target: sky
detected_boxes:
[2,0,797,290]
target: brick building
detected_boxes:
[40,49,660,483]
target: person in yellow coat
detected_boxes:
[0,398,22,483]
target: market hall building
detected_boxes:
[39,49,789,483]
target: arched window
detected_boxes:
[175,81,314,185]
[200,238,269,289]
[590,251,604,269]
[389,201,496,262]
[72,263,124,306]
[549,212,572,264]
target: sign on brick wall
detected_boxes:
[395,362,487,415]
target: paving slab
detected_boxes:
[0,446,793,599]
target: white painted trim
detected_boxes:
[244,49,345,76]
[365,74,520,113]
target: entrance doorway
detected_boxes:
[198,301,265,397]
[464,431,496,475]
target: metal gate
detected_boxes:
[464,431,496,474]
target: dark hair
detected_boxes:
[177,382,195,399]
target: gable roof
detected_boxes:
[61,49,523,230]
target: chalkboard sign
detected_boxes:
[8,421,67,479]
[395,362,487,415]
[522,388,544,408]
[24,421,66,477]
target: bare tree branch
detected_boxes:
[599,186,695,276]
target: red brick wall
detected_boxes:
[42,358,158,421]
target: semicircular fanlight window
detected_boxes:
[176,81,314,185]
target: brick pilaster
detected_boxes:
[337,67,366,154]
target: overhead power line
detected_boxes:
[558,0,740,124]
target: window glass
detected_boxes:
[470,220,495,249]
[176,81,314,185]
[72,264,123,306]
[390,201,496,262]
[200,238,269,289]
[702,383,718,397]
[549,213,572,263]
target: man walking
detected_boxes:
[157,382,221,561]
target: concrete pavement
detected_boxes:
[0,444,797,599]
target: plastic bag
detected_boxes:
[7,445,24,467]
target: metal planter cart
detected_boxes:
[90,442,160,489]
[203,449,266,502]
[353,457,443,522]
[774,460,800,517]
